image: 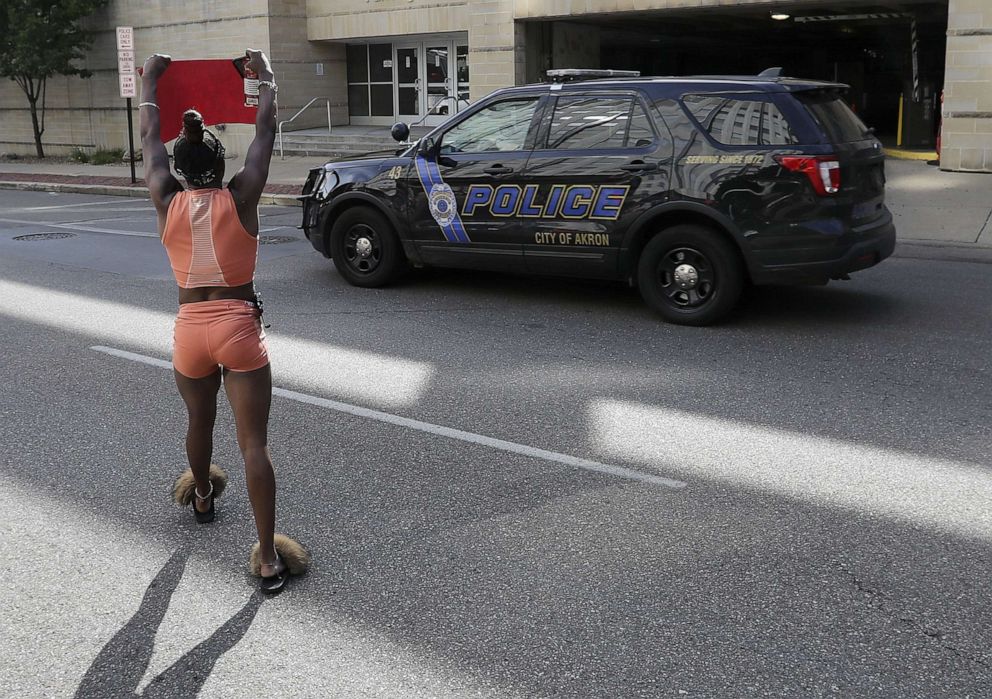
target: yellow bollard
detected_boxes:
[897,94,904,147]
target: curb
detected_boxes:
[260,193,302,207]
[0,180,150,199]
[0,180,302,207]
[884,148,937,161]
[894,240,992,264]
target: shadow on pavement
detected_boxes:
[733,283,902,327]
[73,546,264,698]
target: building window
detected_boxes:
[347,43,394,118]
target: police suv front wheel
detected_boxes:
[329,207,406,288]
[637,225,744,326]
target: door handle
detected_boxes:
[483,165,514,175]
[620,160,658,172]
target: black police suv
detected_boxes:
[300,69,895,325]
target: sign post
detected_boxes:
[116,27,137,184]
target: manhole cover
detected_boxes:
[13,232,76,241]
[259,235,297,245]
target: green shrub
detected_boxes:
[69,147,90,163]
[90,148,125,165]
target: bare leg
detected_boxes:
[174,369,222,513]
[223,364,283,576]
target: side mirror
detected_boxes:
[418,136,437,158]
[390,122,410,142]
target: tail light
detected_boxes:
[774,155,841,196]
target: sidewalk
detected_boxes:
[2,154,990,250]
[0,152,324,206]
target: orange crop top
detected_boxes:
[162,188,258,288]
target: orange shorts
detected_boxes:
[173,300,269,378]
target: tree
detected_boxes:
[0,0,109,158]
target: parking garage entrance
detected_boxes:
[521,1,947,148]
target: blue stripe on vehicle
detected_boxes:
[415,156,458,243]
[424,158,471,243]
[418,155,460,242]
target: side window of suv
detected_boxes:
[682,94,800,146]
[440,97,540,154]
[546,96,655,150]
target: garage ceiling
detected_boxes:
[543,1,949,52]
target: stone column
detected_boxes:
[941,0,992,172]
[267,0,347,129]
[468,0,518,101]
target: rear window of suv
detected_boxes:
[795,91,869,144]
[681,94,800,146]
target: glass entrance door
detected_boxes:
[424,44,453,127]
[392,40,468,127]
[395,44,421,123]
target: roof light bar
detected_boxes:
[546,69,641,84]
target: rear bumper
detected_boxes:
[748,212,896,284]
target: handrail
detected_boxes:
[411,95,470,127]
[278,97,332,159]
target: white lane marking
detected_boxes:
[1,216,284,237]
[92,345,173,369]
[0,216,157,237]
[91,345,688,490]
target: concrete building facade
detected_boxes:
[1,0,989,172]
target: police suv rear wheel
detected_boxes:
[637,225,743,326]
[330,207,406,287]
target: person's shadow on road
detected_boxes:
[74,546,264,698]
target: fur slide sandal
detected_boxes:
[172,464,229,523]
[249,534,310,594]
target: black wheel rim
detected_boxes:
[343,224,382,274]
[656,246,716,309]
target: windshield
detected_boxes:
[796,91,870,143]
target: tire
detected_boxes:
[636,224,744,326]
[329,206,406,288]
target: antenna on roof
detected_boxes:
[758,67,784,78]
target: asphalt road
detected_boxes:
[1,190,991,698]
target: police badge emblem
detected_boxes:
[428,183,457,228]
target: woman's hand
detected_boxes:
[245,49,273,80]
[142,54,171,80]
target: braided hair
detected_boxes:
[173,109,225,187]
